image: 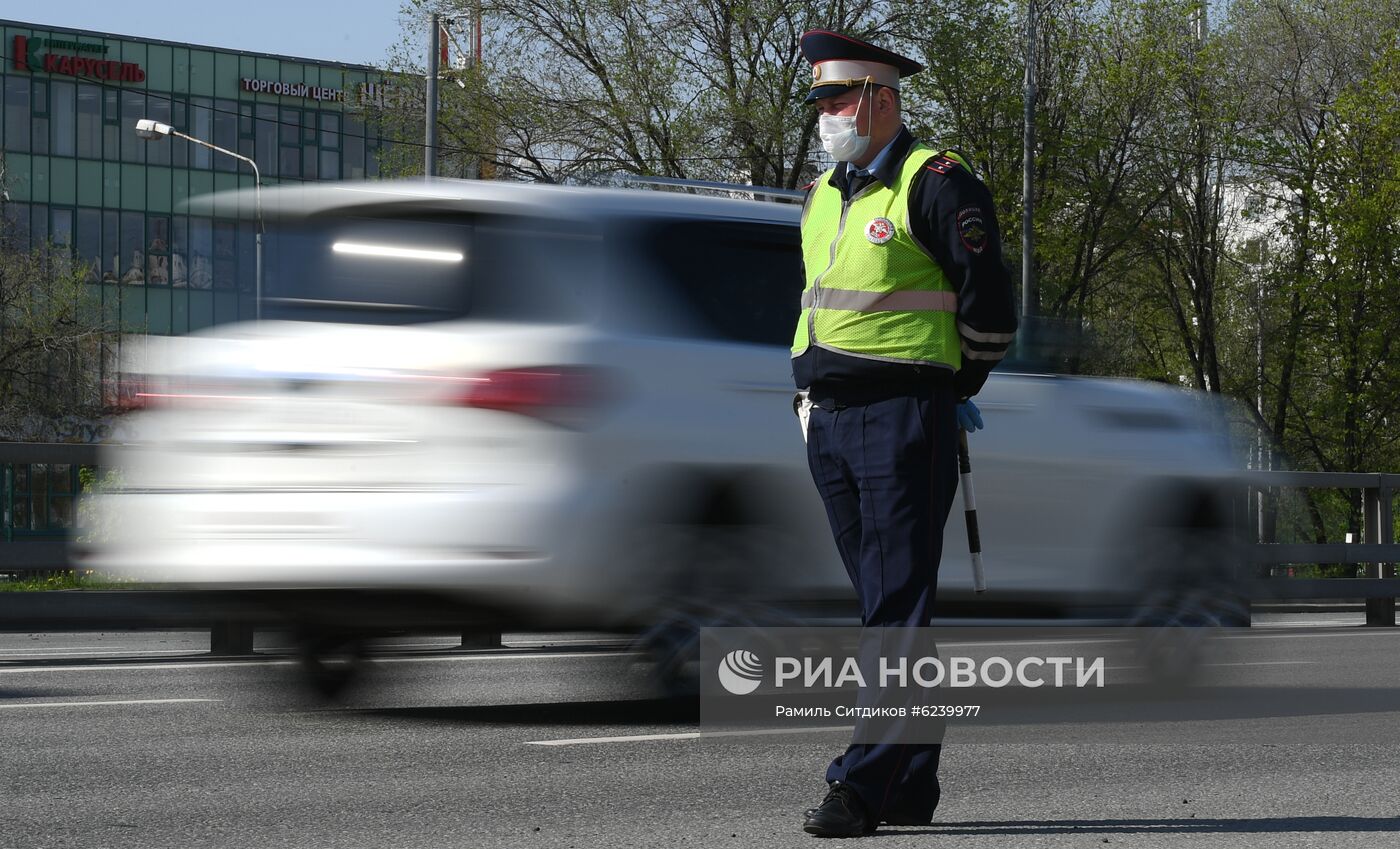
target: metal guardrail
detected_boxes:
[0,590,504,656]
[620,174,807,202]
[0,542,71,574]
[1247,471,1397,625]
[0,590,266,654]
[0,442,102,465]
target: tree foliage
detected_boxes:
[376,0,898,185]
[0,219,115,438]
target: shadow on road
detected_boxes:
[883,817,1400,837]
[0,686,85,700]
[353,697,699,727]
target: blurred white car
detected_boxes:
[76,179,1249,647]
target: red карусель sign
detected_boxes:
[12,35,146,82]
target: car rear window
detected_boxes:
[261,213,600,325]
[630,219,803,347]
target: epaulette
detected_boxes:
[925,149,974,178]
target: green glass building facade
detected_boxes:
[1,19,392,335]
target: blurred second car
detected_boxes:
[74,178,1249,688]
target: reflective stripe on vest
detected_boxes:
[793,144,970,369]
[800,288,959,313]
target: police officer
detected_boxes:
[793,30,1018,837]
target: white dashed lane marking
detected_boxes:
[0,698,221,709]
[527,726,855,746]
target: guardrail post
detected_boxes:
[2,464,11,543]
[1381,477,1396,580]
[210,621,255,655]
[1363,598,1395,627]
[1364,485,1396,626]
[461,629,501,649]
[1238,482,1257,626]
[1247,480,1260,545]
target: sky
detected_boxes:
[10,1,413,67]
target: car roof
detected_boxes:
[184,177,803,227]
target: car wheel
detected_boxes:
[1130,526,1248,626]
[630,519,796,700]
[634,598,794,700]
[1129,526,1248,685]
[296,627,368,700]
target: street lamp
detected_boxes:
[134,118,263,320]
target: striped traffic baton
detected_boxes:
[957,430,986,593]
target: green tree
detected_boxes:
[0,219,115,437]
[1221,0,1400,542]
[374,0,893,186]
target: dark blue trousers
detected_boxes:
[805,387,959,823]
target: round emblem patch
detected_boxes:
[866,217,895,244]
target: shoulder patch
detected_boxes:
[925,155,958,175]
[926,152,973,177]
[956,206,988,254]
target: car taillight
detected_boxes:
[110,376,154,412]
[454,367,617,428]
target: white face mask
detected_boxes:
[818,83,871,162]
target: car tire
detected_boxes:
[630,518,796,700]
[1129,525,1248,685]
[296,627,368,700]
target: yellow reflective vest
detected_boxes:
[793,144,969,370]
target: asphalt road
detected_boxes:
[3,619,1400,849]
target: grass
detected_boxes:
[0,570,139,591]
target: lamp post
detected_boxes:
[1022,0,1038,323]
[426,12,440,178]
[134,118,263,320]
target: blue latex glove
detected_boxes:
[957,399,984,433]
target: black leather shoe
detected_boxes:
[802,781,874,837]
